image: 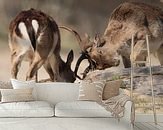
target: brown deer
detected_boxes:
[74,2,163,78]
[9,8,77,82]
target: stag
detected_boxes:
[9,8,78,82]
[74,2,163,78]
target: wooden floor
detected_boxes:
[134,122,163,130]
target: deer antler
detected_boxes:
[59,26,94,52]
[59,26,97,79]
[59,26,83,47]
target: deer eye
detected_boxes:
[97,50,103,55]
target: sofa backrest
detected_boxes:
[35,82,79,105]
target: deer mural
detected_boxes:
[73,2,163,78]
[9,8,78,82]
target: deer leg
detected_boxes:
[43,60,54,81]
[29,60,38,82]
[130,39,147,67]
[48,54,60,81]
[122,56,131,68]
[156,45,163,65]
[11,53,23,79]
[26,52,45,81]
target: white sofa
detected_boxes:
[0,82,133,130]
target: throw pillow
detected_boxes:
[0,81,13,101]
[103,80,122,100]
[78,80,105,102]
[10,79,35,88]
[1,88,34,103]
[10,79,37,100]
[0,81,12,89]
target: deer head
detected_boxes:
[74,33,120,79]
[87,34,120,69]
[59,50,76,82]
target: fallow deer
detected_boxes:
[74,2,163,78]
[9,8,77,82]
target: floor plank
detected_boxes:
[144,122,160,130]
[148,123,163,130]
[135,123,149,130]
[133,125,141,130]
[158,123,163,127]
[135,122,163,130]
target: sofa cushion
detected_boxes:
[1,88,34,103]
[103,80,122,100]
[55,101,112,117]
[0,81,12,101]
[78,81,105,102]
[0,101,54,117]
[35,83,79,105]
[10,79,37,100]
[0,81,12,89]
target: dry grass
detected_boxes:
[124,89,163,113]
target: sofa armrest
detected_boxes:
[117,100,134,129]
[122,100,134,123]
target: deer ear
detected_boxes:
[93,34,100,47]
[66,50,74,66]
[95,34,100,41]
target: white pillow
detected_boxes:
[55,101,112,117]
[10,79,37,100]
[78,80,105,101]
[0,101,54,117]
[0,81,12,101]
[1,88,34,103]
